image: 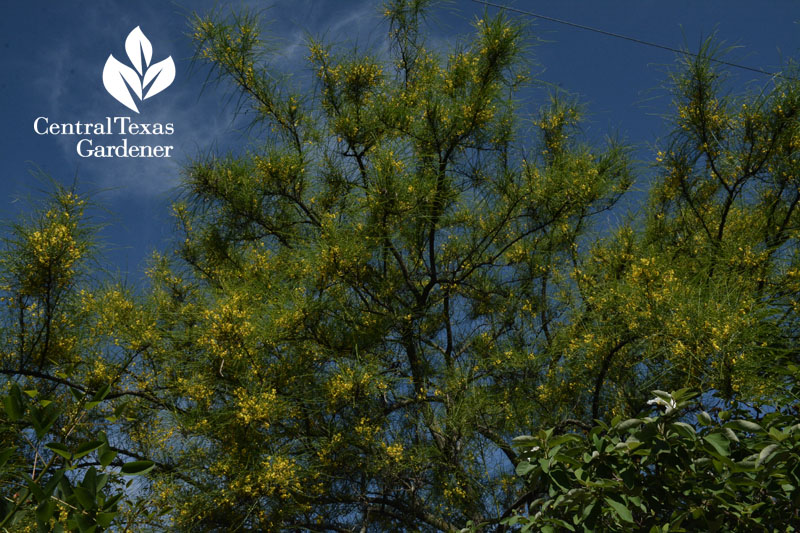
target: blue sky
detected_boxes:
[1,1,797,279]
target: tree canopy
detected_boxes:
[1,1,799,531]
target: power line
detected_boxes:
[472,0,783,78]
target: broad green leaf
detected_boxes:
[721,427,739,443]
[697,411,713,426]
[617,418,642,432]
[74,511,97,532]
[74,441,104,460]
[605,496,634,523]
[539,457,551,474]
[99,446,117,468]
[726,420,763,433]
[516,461,535,476]
[769,427,788,442]
[704,432,731,457]
[82,467,98,495]
[44,470,65,498]
[512,435,537,446]
[46,442,73,461]
[96,512,116,528]
[72,486,95,510]
[23,473,45,503]
[652,390,673,404]
[31,405,61,439]
[3,386,25,421]
[549,434,581,447]
[0,447,15,468]
[757,444,780,467]
[120,460,155,475]
[35,500,55,527]
[670,422,696,439]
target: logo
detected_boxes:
[102,27,175,113]
[33,26,176,158]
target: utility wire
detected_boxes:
[472,0,784,78]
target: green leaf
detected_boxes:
[96,512,116,528]
[35,500,56,527]
[549,469,571,491]
[0,447,15,468]
[120,460,155,475]
[59,475,73,498]
[95,472,109,492]
[46,442,73,461]
[23,473,45,503]
[670,422,696,439]
[99,446,117,468]
[726,420,763,433]
[3,385,25,421]
[44,470,64,498]
[516,461,535,476]
[74,441,104,460]
[704,432,731,457]
[539,457,551,474]
[82,467,98,495]
[512,435,537,447]
[605,496,634,523]
[652,390,673,404]
[617,418,642,432]
[31,405,61,439]
[548,434,580,447]
[74,511,97,532]
[721,427,739,443]
[72,486,95,510]
[757,444,780,467]
[769,427,788,442]
[697,411,713,426]
[91,384,111,403]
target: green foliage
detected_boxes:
[0,185,160,531]
[507,389,800,532]
[0,383,153,532]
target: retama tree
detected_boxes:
[1,1,798,531]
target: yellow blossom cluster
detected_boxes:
[233,386,277,426]
[229,455,301,500]
[198,294,254,362]
[27,216,81,280]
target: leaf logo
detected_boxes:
[102,27,175,113]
